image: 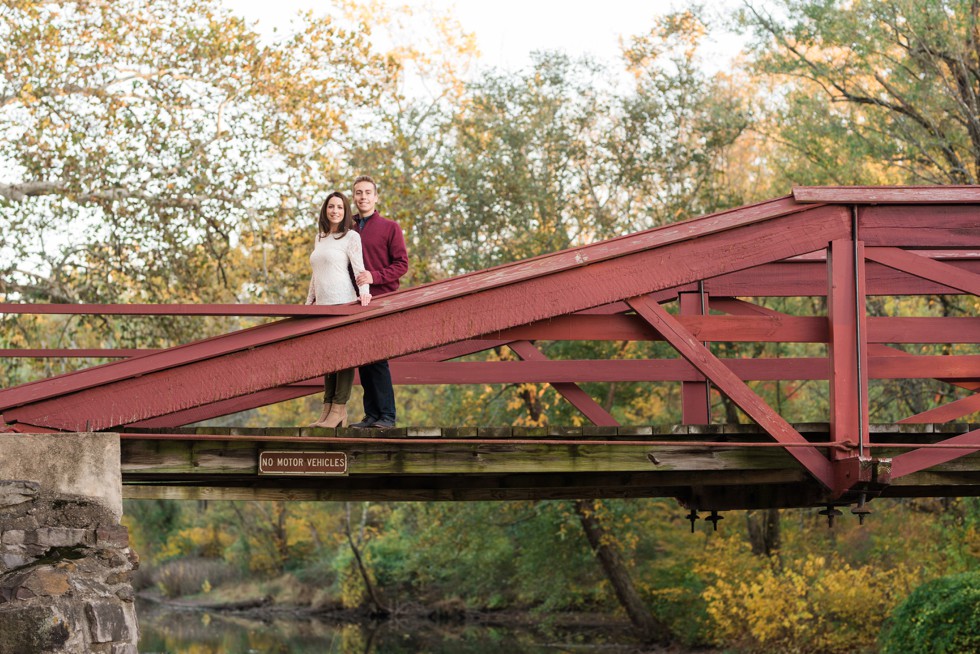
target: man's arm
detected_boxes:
[371,222,409,285]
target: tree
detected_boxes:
[740,0,980,185]
[0,0,393,335]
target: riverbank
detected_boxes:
[136,580,715,654]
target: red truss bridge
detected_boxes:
[1,186,978,512]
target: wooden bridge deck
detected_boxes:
[117,423,980,509]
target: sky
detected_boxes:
[221,0,747,75]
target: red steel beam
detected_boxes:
[898,392,980,424]
[626,294,835,488]
[0,304,361,316]
[1,349,159,358]
[794,186,980,204]
[3,315,977,362]
[392,355,978,384]
[128,385,316,428]
[2,204,852,430]
[0,199,839,411]
[127,340,514,427]
[123,352,980,427]
[865,247,980,296]
[860,205,980,247]
[827,238,869,461]
[507,340,620,426]
[890,428,980,478]
[705,259,980,297]
[679,292,711,424]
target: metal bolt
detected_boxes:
[818,505,843,528]
[851,493,872,525]
[686,509,700,533]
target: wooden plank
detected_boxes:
[860,205,980,247]
[118,468,814,503]
[794,186,980,204]
[626,295,835,488]
[507,340,620,426]
[3,205,852,430]
[865,247,980,296]
[119,437,798,477]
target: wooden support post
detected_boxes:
[827,234,869,494]
[679,292,710,424]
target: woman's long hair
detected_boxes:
[318,191,353,240]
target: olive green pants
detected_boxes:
[323,368,354,404]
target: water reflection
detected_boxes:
[137,600,634,654]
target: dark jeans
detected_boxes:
[323,368,354,404]
[358,360,396,422]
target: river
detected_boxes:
[136,599,653,653]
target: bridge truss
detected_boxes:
[1,186,978,509]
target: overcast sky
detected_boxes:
[221,0,747,75]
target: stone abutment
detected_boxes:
[0,433,138,653]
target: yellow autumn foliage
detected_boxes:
[696,536,922,653]
[159,526,234,561]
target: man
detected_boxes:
[350,174,408,429]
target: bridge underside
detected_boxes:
[115,424,980,509]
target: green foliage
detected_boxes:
[879,571,980,654]
[740,0,980,185]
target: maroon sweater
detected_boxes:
[354,211,408,296]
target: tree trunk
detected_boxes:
[746,508,781,559]
[344,502,389,617]
[574,499,670,644]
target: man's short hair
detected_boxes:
[352,175,377,193]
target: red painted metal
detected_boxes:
[897,392,980,424]
[1,349,159,358]
[794,185,980,204]
[865,247,980,295]
[890,428,980,478]
[861,205,980,247]
[0,204,852,430]
[706,259,980,296]
[0,304,362,316]
[827,238,869,464]
[626,294,835,488]
[680,292,711,424]
[2,187,978,498]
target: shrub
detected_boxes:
[697,537,921,654]
[152,557,239,598]
[879,571,980,654]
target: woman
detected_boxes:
[305,191,371,429]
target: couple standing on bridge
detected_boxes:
[304,174,409,430]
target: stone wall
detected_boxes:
[0,433,138,653]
